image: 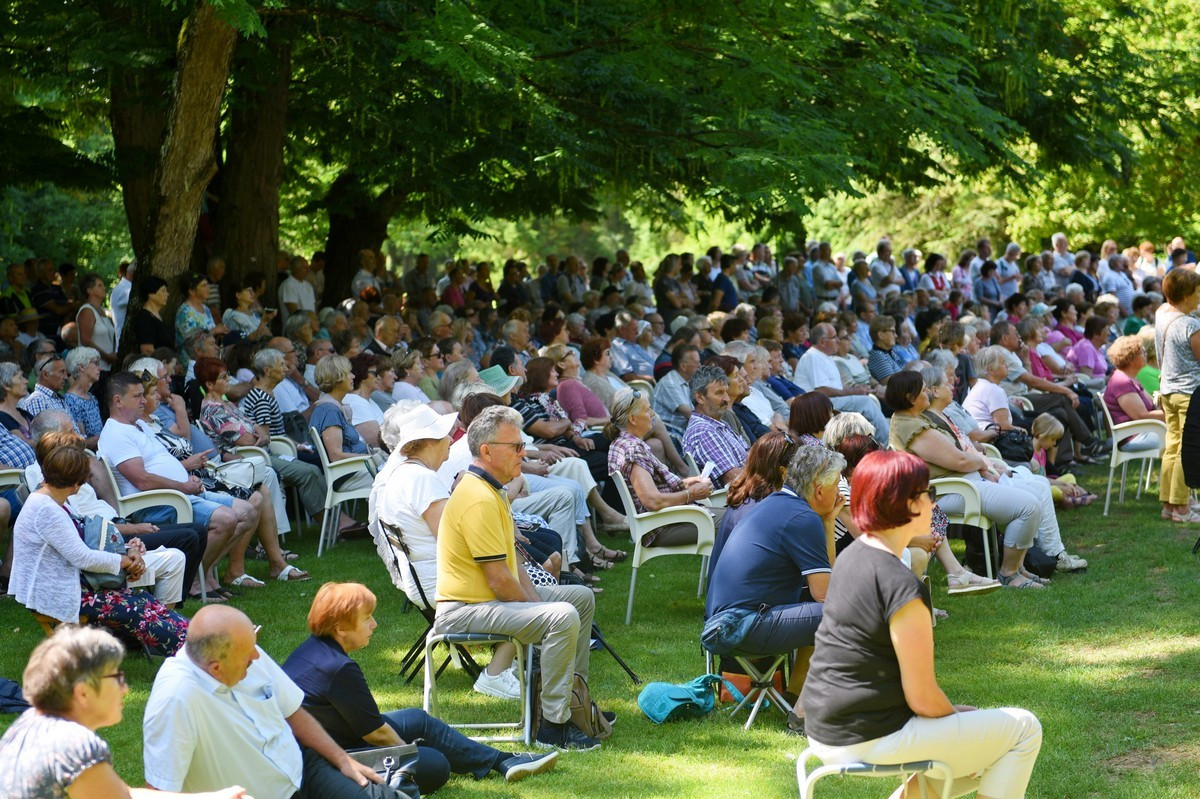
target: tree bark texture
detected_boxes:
[110,66,170,264]
[211,25,291,311]
[322,172,404,306]
[143,0,237,297]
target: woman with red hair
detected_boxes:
[802,450,1042,798]
[282,583,559,794]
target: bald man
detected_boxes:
[143,606,408,799]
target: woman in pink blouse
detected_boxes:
[1103,335,1165,454]
[545,343,690,475]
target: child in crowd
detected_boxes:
[1030,414,1097,508]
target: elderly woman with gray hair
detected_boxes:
[0,626,248,799]
[606,387,720,549]
[64,346,104,448]
[0,360,32,442]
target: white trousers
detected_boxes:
[129,547,186,605]
[831,394,890,443]
[808,707,1042,799]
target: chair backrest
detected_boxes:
[683,452,699,476]
[99,457,124,498]
[309,426,334,469]
[380,521,434,612]
[609,470,639,517]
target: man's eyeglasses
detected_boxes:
[101,671,127,688]
[488,441,526,451]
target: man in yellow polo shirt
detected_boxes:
[435,405,601,752]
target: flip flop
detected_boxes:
[274,564,311,582]
[229,573,266,589]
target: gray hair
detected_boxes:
[1005,242,1022,255]
[1065,283,1085,300]
[127,357,163,377]
[688,364,728,402]
[918,363,947,391]
[283,313,310,339]
[822,412,875,451]
[22,626,124,713]
[784,445,846,499]
[0,361,22,393]
[380,399,426,451]
[439,358,480,404]
[466,405,523,457]
[31,409,74,443]
[614,310,635,328]
[925,348,958,373]
[609,387,650,432]
[722,340,755,363]
[1051,232,1067,246]
[183,327,213,358]
[974,345,1010,375]
[501,319,523,340]
[313,353,351,393]
[252,347,285,377]
[185,627,232,669]
[451,381,491,411]
[696,255,712,271]
[64,346,99,378]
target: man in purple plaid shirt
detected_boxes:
[681,364,748,487]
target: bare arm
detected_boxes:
[286,707,381,787]
[1116,392,1165,422]
[72,764,247,798]
[527,418,572,439]
[629,463,710,511]
[906,428,989,475]
[321,426,357,462]
[117,458,202,495]
[361,722,404,747]
[480,559,538,602]
[891,598,956,717]
[420,498,447,537]
[989,406,1016,429]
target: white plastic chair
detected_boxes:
[1098,400,1166,516]
[98,456,202,601]
[310,426,375,557]
[930,476,994,579]
[682,452,727,507]
[610,471,715,624]
[236,436,308,527]
[797,748,953,799]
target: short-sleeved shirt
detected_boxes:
[436,467,518,603]
[1066,338,1107,377]
[793,347,843,392]
[681,412,749,487]
[608,431,685,513]
[867,347,907,383]
[888,412,959,480]
[0,424,35,468]
[143,647,305,798]
[282,635,383,750]
[712,273,739,311]
[131,309,174,352]
[999,348,1030,397]
[310,400,368,455]
[610,337,655,377]
[1156,306,1200,395]
[962,377,1010,430]
[802,541,930,746]
[1104,369,1154,425]
[64,392,102,438]
[240,386,286,437]
[278,276,316,323]
[377,458,450,569]
[17,384,71,423]
[99,417,189,495]
[343,392,385,427]
[707,488,831,615]
[0,709,112,798]
[652,369,693,434]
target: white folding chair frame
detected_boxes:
[930,476,994,579]
[1098,401,1166,516]
[310,426,374,556]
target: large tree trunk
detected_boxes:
[211,26,292,312]
[322,173,404,306]
[110,67,170,264]
[143,0,237,303]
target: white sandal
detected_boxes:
[274,564,311,582]
[229,573,266,588]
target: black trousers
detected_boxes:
[1022,392,1092,469]
[122,523,207,599]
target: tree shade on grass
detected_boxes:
[2,464,1200,798]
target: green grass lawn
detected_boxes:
[3,464,1200,798]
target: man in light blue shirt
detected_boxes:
[609,311,655,382]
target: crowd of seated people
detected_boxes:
[7,232,1198,789]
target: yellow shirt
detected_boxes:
[435,468,519,603]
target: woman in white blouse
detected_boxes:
[344,353,385,447]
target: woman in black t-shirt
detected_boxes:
[132,275,175,355]
[801,450,1042,799]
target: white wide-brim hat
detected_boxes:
[395,404,459,451]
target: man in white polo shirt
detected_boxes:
[793,323,889,442]
[144,605,403,799]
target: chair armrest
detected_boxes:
[234,446,270,462]
[326,455,373,481]
[634,504,716,532]
[117,489,194,524]
[700,488,727,508]
[1111,419,1167,438]
[0,468,25,490]
[269,436,298,457]
[980,443,1003,461]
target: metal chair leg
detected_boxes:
[1104,465,1115,516]
[625,566,639,624]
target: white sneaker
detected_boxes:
[474,667,522,700]
[1056,551,1088,572]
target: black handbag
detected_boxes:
[986,424,1034,464]
[282,410,312,445]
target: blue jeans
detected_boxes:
[130,491,234,528]
[736,602,824,657]
[381,708,505,793]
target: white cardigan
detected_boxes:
[10,492,122,622]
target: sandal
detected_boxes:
[274,564,311,582]
[589,546,628,563]
[997,571,1045,589]
[583,553,614,571]
[229,573,266,589]
[1019,568,1051,585]
[1163,509,1200,523]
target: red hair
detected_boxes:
[307,582,377,638]
[850,450,930,533]
[193,357,227,389]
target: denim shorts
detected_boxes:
[131,490,235,528]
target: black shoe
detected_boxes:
[498,751,559,782]
[786,711,806,737]
[535,721,602,752]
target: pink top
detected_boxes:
[1103,369,1154,425]
[1066,339,1107,377]
[556,376,608,422]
